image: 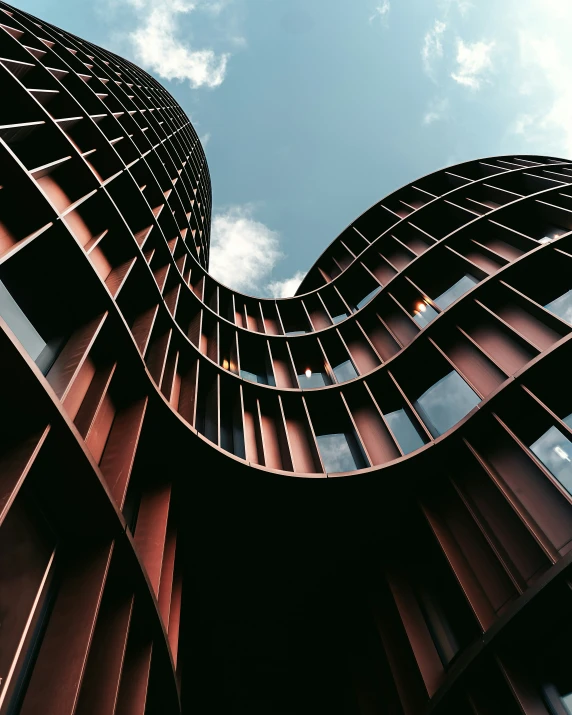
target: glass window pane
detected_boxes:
[563,412,572,430]
[333,359,358,383]
[240,369,268,385]
[413,302,438,328]
[414,371,480,437]
[434,274,478,310]
[561,692,572,715]
[332,313,348,324]
[530,426,572,495]
[385,408,425,454]
[298,371,328,388]
[0,279,46,361]
[545,289,572,324]
[356,286,381,311]
[316,433,363,473]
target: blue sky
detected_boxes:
[15,0,572,295]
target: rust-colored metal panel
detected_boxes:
[19,542,114,715]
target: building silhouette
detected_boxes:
[1,2,572,714]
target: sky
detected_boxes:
[13,0,572,297]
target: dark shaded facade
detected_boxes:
[2,2,572,714]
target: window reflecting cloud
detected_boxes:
[316,433,362,472]
[545,289,572,324]
[385,408,426,453]
[414,370,480,437]
[530,425,572,495]
[333,359,358,383]
[434,274,478,310]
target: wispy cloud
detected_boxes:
[369,0,390,25]
[209,207,307,297]
[267,271,307,298]
[422,19,447,78]
[512,31,572,155]
[209,206,283,293]
[423,96,450,124]
[120,0,229,88]
[450,38,495,89]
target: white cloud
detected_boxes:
[122,0,229,88]
[422,20,447,77]
[450,38,495,89]
[369,0,390,24]
[512,30,572,156]
[267,271,307,298]
[200,132,211,146]
[423,97,450,124]
[209,206,283,293]
[440,0,473,14]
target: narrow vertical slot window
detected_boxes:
[530,426,572,495]
[414,370,480,437]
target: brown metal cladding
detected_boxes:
[2,1,572,713]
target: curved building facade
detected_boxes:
[2,2,572,714]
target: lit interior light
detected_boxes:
[539,237,552,244]
[555,445,571,462]
[417,302,427,312]
[222,359,229,370]
[305,368,312,378]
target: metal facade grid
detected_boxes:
[2,1,572,713]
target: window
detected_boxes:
[0,279,59,373]
[414,371,480,437]
[434,274,478,310]
[530,426,572,495]
[332,359,358,383]
[543,683,572,715]
[298,369,330,389]
[545,289,572,324]
[562,692,572,715]
[240,369,268,385]
[385,408,426,454]
[355,286,381,311]
[331,312,348,324]
[285,330,307,336]
[316,432,367,473]
[412,301,438,328]
[0,279,46,361]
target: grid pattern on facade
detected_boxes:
[2,1,572,713]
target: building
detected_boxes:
[1,2,572,713]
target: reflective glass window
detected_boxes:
[355,286,381,311]
[316,432,366,473]
[414,370,480,437]
[385,408,425,454]
[333,359,358,383]
[240,369,267,385]
[434,274,478,310]
[413,302,438,328]
[0,279,46,361]
[545,289,572,324]
[298,370,329,389]
[332,313,348,324]
[530,426,572,495]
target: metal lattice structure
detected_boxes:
[3,2,572,714]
